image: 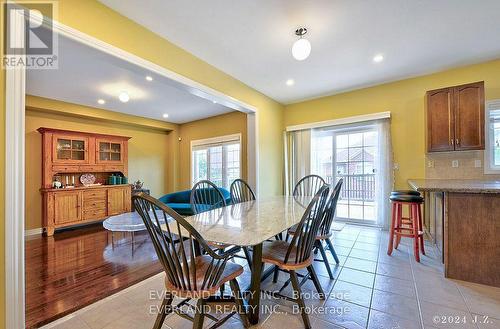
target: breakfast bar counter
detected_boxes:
[408,179,500,287]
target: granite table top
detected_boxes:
[178,196,310,246]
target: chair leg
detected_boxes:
[417,204,426,255]
[272,265,280,283]
[290,270,311,329]
[193,298,205,329]
[411,205,420,263]
[152,293,173,329]
[387,202,396,255]
[242,246,252,270]
[395,203,403,249]
[307,265,325,299]
[325,238,339,264]
[229,279,250,328]
[316,240,334,279]
[285,232,290,242]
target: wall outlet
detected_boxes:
[474,159,482,168]
[427,160,435,168]
[452,160,459,168]
[393,163,400,170]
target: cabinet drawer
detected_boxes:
[79,165,104,172]
[104,165,124,172]
[82,209,107,220]
[83,189,107,201]
[52,165,79,172]
[83,200,106,210]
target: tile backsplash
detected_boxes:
[425,150,500,180]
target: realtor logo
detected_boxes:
[3,1,58,69]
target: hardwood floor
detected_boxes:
[25,224,162,328]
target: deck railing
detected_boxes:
[325,174,376,201]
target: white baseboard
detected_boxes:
[24,228,43,237]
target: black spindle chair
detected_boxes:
[133,193,249,329]
[190,180,227,215]
[230,178,256,204]
[191,179,251,269]
[287,179,344,280]
[261,186,330,329]
[293,174,326,198]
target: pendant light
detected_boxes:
[292,27,311,61]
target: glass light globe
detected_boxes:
[292,38,311,61]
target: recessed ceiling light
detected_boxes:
[286,79,295,86]
[213,100,217,104]
[373,54,384,63]
[146,76,153,81]
[118,91,130,103]
[97,99,105,105]
[162,113,169,118]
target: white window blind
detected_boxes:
[191,134,241,188]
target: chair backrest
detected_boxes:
[293,174,326,197]
[318,178,344,237]
[286,185,330,265]
[190,180,227,215]
[133,193,232,292]
[230,179,256,204]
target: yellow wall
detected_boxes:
[178,111,247,190]
[25,96,249,229]
[285,59,500,188]
[25,96,178,230]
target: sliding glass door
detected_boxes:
[312,127,379,224]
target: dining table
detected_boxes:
[180,195,310,325]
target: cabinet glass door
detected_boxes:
[55,137,87,162]
[98,141,122,162]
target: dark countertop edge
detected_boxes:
[408,180,500,194]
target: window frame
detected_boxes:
[190,133,242,188]
[484,100,500,174]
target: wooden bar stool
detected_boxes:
[387,191,425,262]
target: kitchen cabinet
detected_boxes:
[426,81,484,152]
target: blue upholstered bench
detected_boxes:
[158,188,231,216]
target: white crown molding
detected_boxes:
[286,111,391,132]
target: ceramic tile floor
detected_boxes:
[41,225,500,329]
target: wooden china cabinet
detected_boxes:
[38,128,132,236]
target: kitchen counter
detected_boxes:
[408,179,500,193]
[407,179,500,287]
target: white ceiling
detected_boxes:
[99,0,500,104]
[27,33,234,124]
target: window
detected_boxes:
[191,134,241,188]
[312,128,379,222]
[485,100,500,173]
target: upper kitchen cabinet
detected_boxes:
[426,81,484,152]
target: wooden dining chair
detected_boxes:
[133,193,249,329]
[190,180,227,215]
[191,179,252,268]
[287,179,344,279]
[286,174,327,241]
[230,178,256,204]
[261,185,330,329]
[293,174,326,197]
